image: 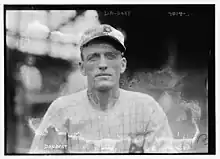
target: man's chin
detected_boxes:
[95,84,114,91]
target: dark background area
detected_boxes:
[98,5,213,72]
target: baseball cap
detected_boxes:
[80,24,126,52]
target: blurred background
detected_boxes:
[5,5,213,153]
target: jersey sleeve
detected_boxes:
[29,97,69,154]
[143,98,178,153]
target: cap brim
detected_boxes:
[81,35,126,52]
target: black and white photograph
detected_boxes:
[5,4,214,155]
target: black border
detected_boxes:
[4,4,215,155]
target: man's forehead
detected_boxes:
[83,43,120,52]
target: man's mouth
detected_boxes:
[95,73,112,77]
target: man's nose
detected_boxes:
[98,56,108,70]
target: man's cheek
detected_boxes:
[112,65,121,74]
[85,67,96,76]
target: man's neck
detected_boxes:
[87,87,120,111]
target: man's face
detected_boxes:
[80,42,127,91]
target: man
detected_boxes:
[29,24,176,153]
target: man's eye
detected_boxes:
[105,52,118,60]
[87,54,99,61]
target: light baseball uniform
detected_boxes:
[30,88,176,153]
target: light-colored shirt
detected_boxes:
[29,88,177,153]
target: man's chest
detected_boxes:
[64,105,151,140]
[43,100,153,153]
[59,109,150,153]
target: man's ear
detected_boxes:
[79,61,86,76]
[120,57,127,74]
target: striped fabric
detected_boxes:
[29,88,177,153]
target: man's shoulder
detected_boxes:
[49,89,87,111]
[121,88,156,104]
[36,89,88,134]
[120,89,165,118]
[121,89,163,113]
